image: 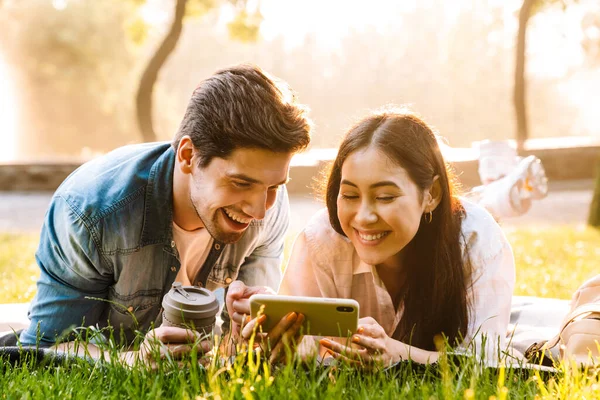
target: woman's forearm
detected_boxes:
[389,338,439,365]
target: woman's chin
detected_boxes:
[355,250,385,266]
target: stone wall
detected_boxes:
[286,142,600,194]
[1,140,598,193]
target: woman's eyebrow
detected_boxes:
[340,179,399,189]
[370,181,400,189]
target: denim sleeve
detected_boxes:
[235,186,289,292]
[20,195,113,347]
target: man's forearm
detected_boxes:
[52,341,136,364]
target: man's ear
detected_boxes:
[424,175,443,212]
[176,136,195,175]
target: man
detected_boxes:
[17,64,312,360]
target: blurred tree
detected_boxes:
[589,157,600,228]
[134,0,262,142]
[585,7,600,228]
[514,0,534,154]
[0,1,141,157]
[135,0,187,143]
[514,0,577,154]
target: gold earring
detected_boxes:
[424,211,433,223]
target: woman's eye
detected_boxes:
[340,194,358,200]
[376,196,396,202]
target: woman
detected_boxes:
[240,107,515,366]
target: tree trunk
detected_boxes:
[514,0,534,155]
[135,0,187,142]
[588,156,600,228]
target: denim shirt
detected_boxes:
[20,142,289,346]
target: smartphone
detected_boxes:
[249,294,359,337]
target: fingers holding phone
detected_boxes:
[226,280,275,332]
[266,312,306,364]
[240,310,305,363]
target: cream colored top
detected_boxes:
[279,198,515,356]
[172,222,212,286]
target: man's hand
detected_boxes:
[121,326,212,367]
[225,280,275,336]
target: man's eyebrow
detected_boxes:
[227,173,262,184]
[340,179,400,189]
[227,173,290,187]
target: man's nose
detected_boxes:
[244,190,268,220]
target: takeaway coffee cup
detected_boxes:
[161,282,219,337]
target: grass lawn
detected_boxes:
[2,225,600,399]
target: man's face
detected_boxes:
[188,147,292,243]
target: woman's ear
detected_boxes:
[176,136,195,174]
[424,175,442,212]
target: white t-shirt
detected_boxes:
[172,222,212,286]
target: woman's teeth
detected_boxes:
[358,232,389,241]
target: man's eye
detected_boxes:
[232,181,251,189]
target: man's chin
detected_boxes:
[209,227,247,244]
[218,232,245,244]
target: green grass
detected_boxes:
[505,225,600,299]
[0,349,548,399]
[2,226,600,399]
[1,330,600,400]
[0,233,39,303]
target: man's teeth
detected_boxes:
[358,232,388,241]
[224,209,252,224]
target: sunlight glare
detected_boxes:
[52,0,68,11]
[0,51,18,162]
[258,0,418,50]
[527,4,588,79]
[141,0,170,26]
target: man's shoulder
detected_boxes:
[54,142,173,225]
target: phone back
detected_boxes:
[249,295,359,337]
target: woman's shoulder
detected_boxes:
[458,197,510,261]
[459,197,500,232]
[301,208,354,258]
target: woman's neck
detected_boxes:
[376,262,406,310]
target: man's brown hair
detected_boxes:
[172,64,312,167]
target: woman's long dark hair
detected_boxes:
[325,108,470,351]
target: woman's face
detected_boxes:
[337,146,429,268]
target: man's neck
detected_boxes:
[172,166,204,231]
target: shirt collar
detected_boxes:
[141,144,175,246]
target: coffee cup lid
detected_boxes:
[162,282,219,319]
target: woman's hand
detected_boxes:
[240,311,305,364]
[319,317,403,368]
